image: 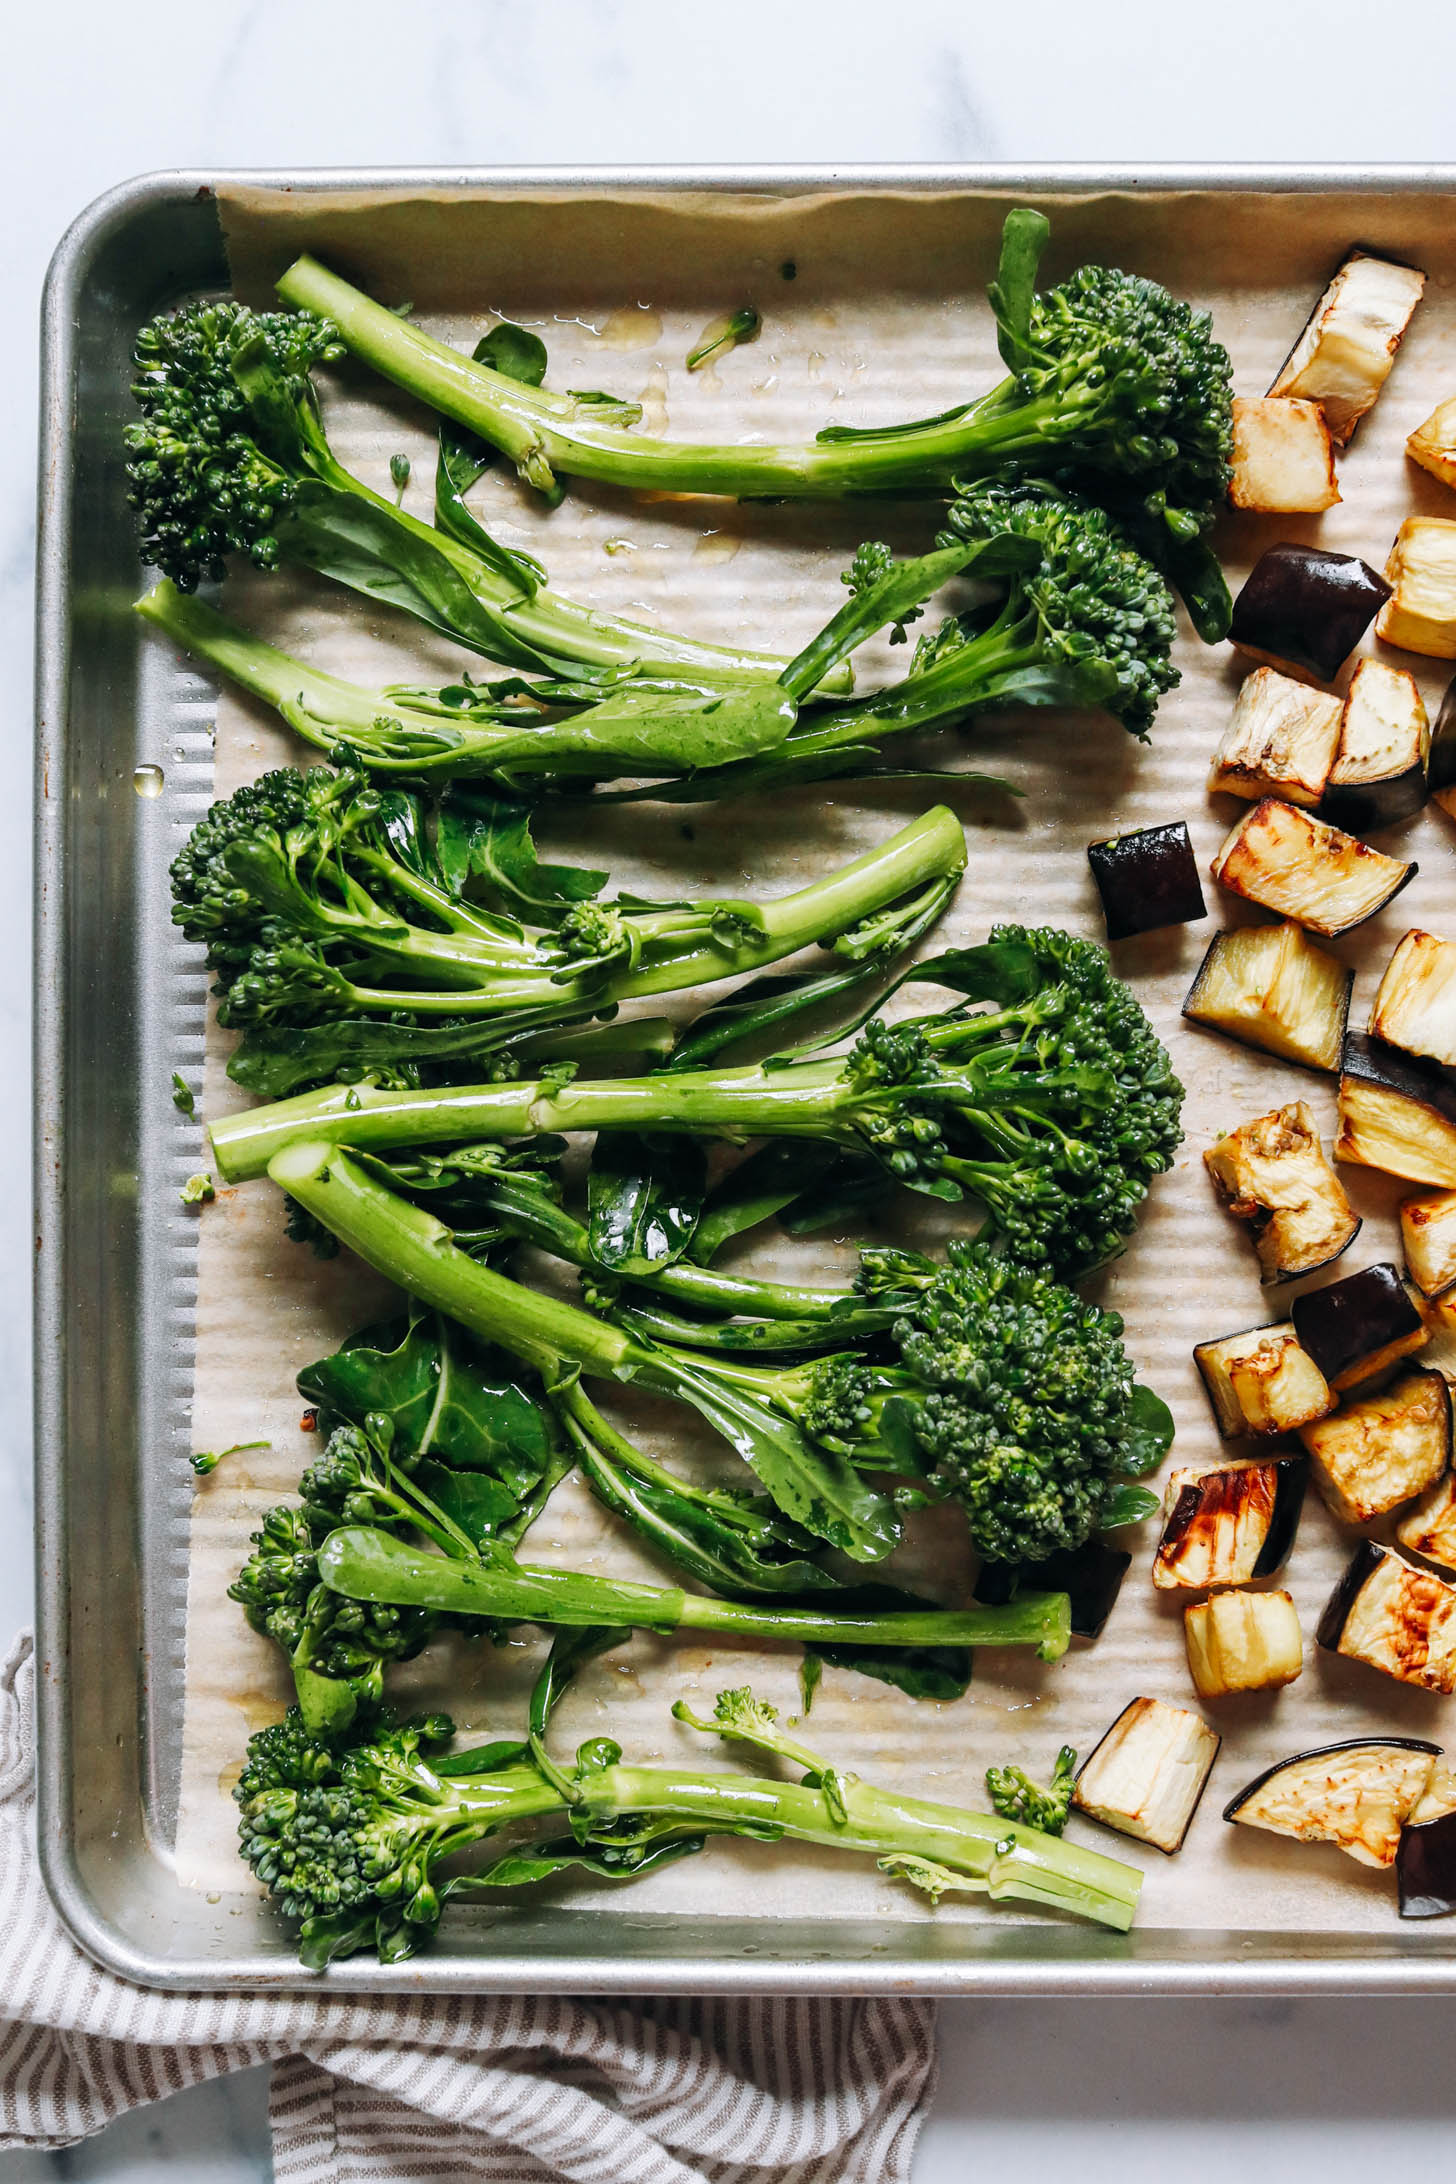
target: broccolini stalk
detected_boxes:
[275,211,1232,634]
[125,302,817,686]
[314,1524,1070,1658]
[212,925,1184,1288]
[265,1138,903,1561]
[138,582,798,786]
[239,1676,1140,1967]
[170,757,966,1032]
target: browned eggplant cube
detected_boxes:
[1400,1188,1456,1298]
[1298,1367,1451,1526]
[1206,1102,1359,1286]
[1395,1472,1456,1575]
[1370,930,1456,1069]
[1427,672,1456,822]
[1211,669,1343,805]
[1378,519,1456,659]
[1321,660,1430,836]
[1184,922,1352,1073]
[1408,397,1456,493]
[1209,799,1414,938]
[1336,1035,1456,1188]
[1317,1540,1456,1694]
[1194,1324,1334,1440]
[1185,1589,1303,1699]
[1087,821,1205,942]
[1226,1737,1439,1867]
[1074,1697,1221,1855]
[1229,397,1340,513]
[1270,251,1427,443]
[1231,546,1390,686]
[1152,1457,1306,1590]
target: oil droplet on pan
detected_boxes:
[637,362,669,435]
[603,536,637,557]
[694,532,740,565]
[133,764,165,798]
[601,305,663,352]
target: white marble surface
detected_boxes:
[8,2,1456,2175]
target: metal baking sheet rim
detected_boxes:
[33,161,1456,1995]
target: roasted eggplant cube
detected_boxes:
[973,1537,1131,1640]
[1317,1539,1456,1694]
[1073,1697,1221,1856]
[1225,1737,1439,1867]
[1209,668,1344,806]
[1290,1262,1428,1394]
[1269,251,1427,444]
[1185,1589,1303,1699]
[1409,398,1456,494]
[1400,1188,1456,1298]
[1184,922,1352,1074]
[1231,546,1391,686]
[1397,1760,1456,1917]
[1337,1034,1456,1187]
[1194,1324,1334,1440]
[1205,1102,1359,1285]
[1228,396,1340,513]
[1321,659,1431,836]
[1370,930,1456,1069]
[1426,672,1456,823]
[1086,821,1205,943]
[1209,799,1414,939]
[1377,519,1456,660]
[1394,1472,1456,1574]
[1152,1458,1306,1589]
[1298,1367,1451,1526]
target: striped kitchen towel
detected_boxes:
[0,1635,936,2182]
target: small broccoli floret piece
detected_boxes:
[986,1747,1077,1836]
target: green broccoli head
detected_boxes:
[938,483,1179,735]
[126,301,342,588]
[840,924,1183,1280]
[235,1708,460,1949]
[1025,263,1234,520]
[891,1242,1148,1563]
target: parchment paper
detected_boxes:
[174,185,1456,1939]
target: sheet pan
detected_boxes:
[35,165,1456,1990]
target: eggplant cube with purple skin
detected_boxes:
[1183,922,1352,1074]
[1225,1737,1440,1868]
[1228,396,1340,513]
[1297,1367,1451,1527]
[1337,1034,1456,1189]
[1269,251,1426,444]
[1205,1102,1359,1285]
[1185,1588,1303,1699]
[1152,1458,1306,1590]
[1370,930,1456,1070]
[1209,799,1414,939]
[1317,1540,1456,1694]
[1194,1323,1334,1441]
[1086,821,1206,942]
[1210,668,1344,806]
[1397,1759,1456,1918]
[1230,547,1391,687]
[1290,1261,1429,1394]
[1073,1697,1221,1855]
[1320,660,1430,837]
